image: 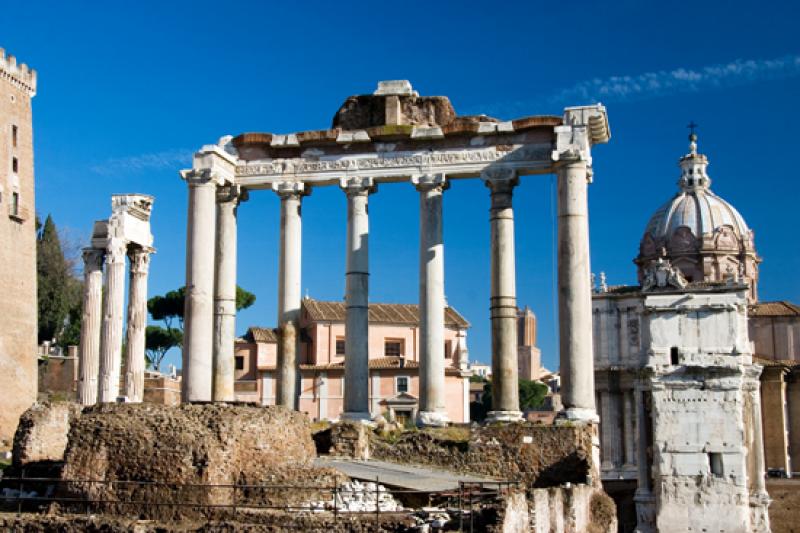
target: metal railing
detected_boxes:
[0,472,520,531]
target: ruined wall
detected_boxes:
[12,402,82,466]
[57,404,324,517]
[370,423,595,488]
[37,355,78,401]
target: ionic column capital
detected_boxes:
[272,180,309,200]
[82,248,105,270]
[180,168,225,187]
[128,247,153,274]
[217,183,249,205]
[412,173,449,193]
[340,176,376,196]
[482,168,519,194]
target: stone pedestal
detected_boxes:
[78,249,104,405]
[414,174,449,427]
[557,159,597,421]
[123,248,151,402]
[484,170,522,422]
[182,171,219,403]
[213,186,243,402]
[98,238,127,403]
[274,181,304,409]
[340,177,374,422]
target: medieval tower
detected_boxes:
[0,47,37,445]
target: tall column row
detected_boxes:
[78,243,153,405]
[178,161,597,426]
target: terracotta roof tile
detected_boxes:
[244,327,278,343]
[749,301,800,317]
[302,298,469,328]
[753,355,800,368]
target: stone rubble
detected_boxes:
[308,480,402,513]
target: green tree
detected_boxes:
[145,285,256,365]
[36,214,83,346]
[145,325,183,371]
[476,378,549,421]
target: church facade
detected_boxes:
[594,134,770,532]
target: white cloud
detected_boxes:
[90,148,191,175]
[551,54,800,105]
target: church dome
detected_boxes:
[636,132,760,301]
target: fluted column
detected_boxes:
[78,248,105,405]
[340,176,374,422]
[413,174,449,427]
[123,247,152,402]
[182,170,219,403]
[557,157,597,420]
[213,185,245,402]
[98,238,127,403]
[484,169,521,421]
[274,181,305,409]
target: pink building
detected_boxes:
[234,298,472,424]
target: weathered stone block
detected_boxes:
[12,401,82,466]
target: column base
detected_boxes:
[416,411,450,427]
[486,410,523,423]
[560,407,599,423]
[341,411,374,424]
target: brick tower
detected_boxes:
[0,47,37,446]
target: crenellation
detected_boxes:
[0,48,37,95]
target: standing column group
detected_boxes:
[78,241,153,405]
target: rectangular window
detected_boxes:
[11,192,19,217]
[444,340,453,359]
[235,355,244,370]
[335,338,345,356]
[396,376,409,394]
[12,125,18,147]
[709,453,723,477]
[12,157,18,173]
[670,347,680,365]
[385,339,403,357]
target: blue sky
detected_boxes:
[5,0,800,371]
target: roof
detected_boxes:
[299,357,420,371]
[302,298,470,328]
[750,301,800,317]
[243,327,278,343]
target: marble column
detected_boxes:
[123,247,151,402]
[557,158,597,420]
[413,174,448,427]
[623,390,637,467]
[274,181,305,409]
[77,248,104,405]
[182,170,219,403]
[340,177,374,422]
[98,238,127,403]
[484,169,521,421]
[212,185,244,402]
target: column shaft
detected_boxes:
[77,249,104,405]
[275,183,303,409]
[98,239,127,403]
[123,248,151,402]
[183,175,218,402]
[415,175,448,426]
[485,172,521,421]
[213,188,241,402]
[341,178,373,421]
[557,159,597,419]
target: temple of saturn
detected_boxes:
[77,194,154,405]
[177,81,610,425]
